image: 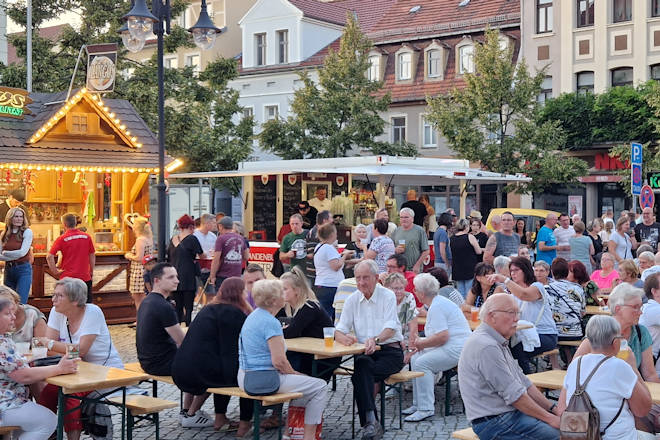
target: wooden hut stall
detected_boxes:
[0,86,174,323]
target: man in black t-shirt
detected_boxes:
[400,189,427,227]
[635,207,660,252]
[136,262,213,428]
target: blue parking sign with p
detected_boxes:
[632,143,643,195]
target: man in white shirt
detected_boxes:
[335,260,404,440]
[308,187,332,213]
[553,213,574,260]
[193,213,217,302]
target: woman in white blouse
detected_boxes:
[0,208,33,303]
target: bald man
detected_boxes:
[401,189,427,227]
[458,294,560,439]
[635,207,660,252]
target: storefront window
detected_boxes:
[599,182,630,218]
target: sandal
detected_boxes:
[215,420,239,431]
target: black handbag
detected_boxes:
[240,335,280,396]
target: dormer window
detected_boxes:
[398,53,412,80]
[367,55,379,81]
[424,41,446,80]
[277,30,288,64]
[458,44,474,75]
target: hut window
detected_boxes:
[71,114,88,134]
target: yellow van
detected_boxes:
[484,208,560,233]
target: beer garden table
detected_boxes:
[285,337,376,377]
[45,361,149,440]
[585,305,611,316]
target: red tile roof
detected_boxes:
[7,24,70,65]
[367,0,520,42]
[288,0,351,26]
[376,29,521,104]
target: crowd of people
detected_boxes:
[7,192,660,439]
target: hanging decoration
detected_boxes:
[104,173,111,187]
[57,170,63,188]
[21,170,34,192]
[4,169,11,184]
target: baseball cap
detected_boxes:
[142,254,156,265]
[219,216,234,229]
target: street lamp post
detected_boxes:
[121,0,224,261]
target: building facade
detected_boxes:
[521,0,660,220]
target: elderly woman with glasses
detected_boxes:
[36,277,124,440]
[558,315,651,440]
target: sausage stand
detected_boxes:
[0,86,179,322]
[171,155,531,273]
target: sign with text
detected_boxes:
[631,142,643,195]
[0,87,32,119]
[649,172,660,189]
[85,43,117,93]
[640,184,655,210]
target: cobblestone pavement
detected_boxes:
[99,322,471,440]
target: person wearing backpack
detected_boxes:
[574,283,660,434]
[558,315,651,439]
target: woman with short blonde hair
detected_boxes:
[0,285,47,343]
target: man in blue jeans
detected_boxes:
[458,293,560,439]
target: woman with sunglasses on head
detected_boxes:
[0,207,33,304]
[488,256,557,374]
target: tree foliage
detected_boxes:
[538,83,657,149]
[259,12,416,159]
[0,0,252,184]
[426,28,587,195]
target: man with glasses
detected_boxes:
[392,207,429,273]
[483,211,520,265]
[458,293,560,439]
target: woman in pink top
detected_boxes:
[589,252,620,293]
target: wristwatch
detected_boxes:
[548,403,557,413]
[47,339,55,350]
[374,337,381,345]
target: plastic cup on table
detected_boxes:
[32,347,47,359]
[470,307,480,322]
[323,327,335,349]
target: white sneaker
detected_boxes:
[181,411,213,428]
[404,410,434,422]
[402,405,417,415]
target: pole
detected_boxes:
[26,0,32,91]
[156,0,167,261]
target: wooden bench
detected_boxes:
[208,387,303,440]
[452,427,478,440]
[0,426,20,439]
[108,395,177,440]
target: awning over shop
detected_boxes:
[170,155,531,186]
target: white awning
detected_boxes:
[169,155,530,185]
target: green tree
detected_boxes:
[259,12,416,159]
[0,0,253,180]
[538,92,596,149]
[426,28,587,200]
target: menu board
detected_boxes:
[252,176,276,241]
[283,174,301,220]
[0,170,22,199]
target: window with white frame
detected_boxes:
[177,6,189,28]
[242,107,254,119]
[211,0,226,27]
[277,30,288,64]
[577,0,595,27]
[164,56,178,69]
[367,55,379,81]
[392,117,406,144]
[427,50,442,77]
[537,76,553,103]
[536,0,553,33]
[422,116,437,147]
[398,52,412,80]
[185,54,200,75]
[255,33,266,66]
[459,45,474,74]
[265,105,278,121]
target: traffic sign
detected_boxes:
[632,163,643,195]
[632,142,643,165]
[640,184,655,210]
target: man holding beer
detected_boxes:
[335,260,404,440]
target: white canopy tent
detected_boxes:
[170,155,531,231]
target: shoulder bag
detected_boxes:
[239,334,280,396]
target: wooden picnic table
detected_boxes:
[46,361,149,440]
[528,369,660,404]
[585,305,611,316]
[285,337,373,359]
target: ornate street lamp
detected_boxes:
[121,0,225,261]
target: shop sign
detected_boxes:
[649,173,660,189]
[85,43,117,93]
[594,153,628,170]
[0,87,32,119]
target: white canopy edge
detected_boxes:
[169,155,531,184]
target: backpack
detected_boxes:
[80,392,114,440]
[560,356,624,440]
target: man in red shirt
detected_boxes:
[47,213,96,303]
